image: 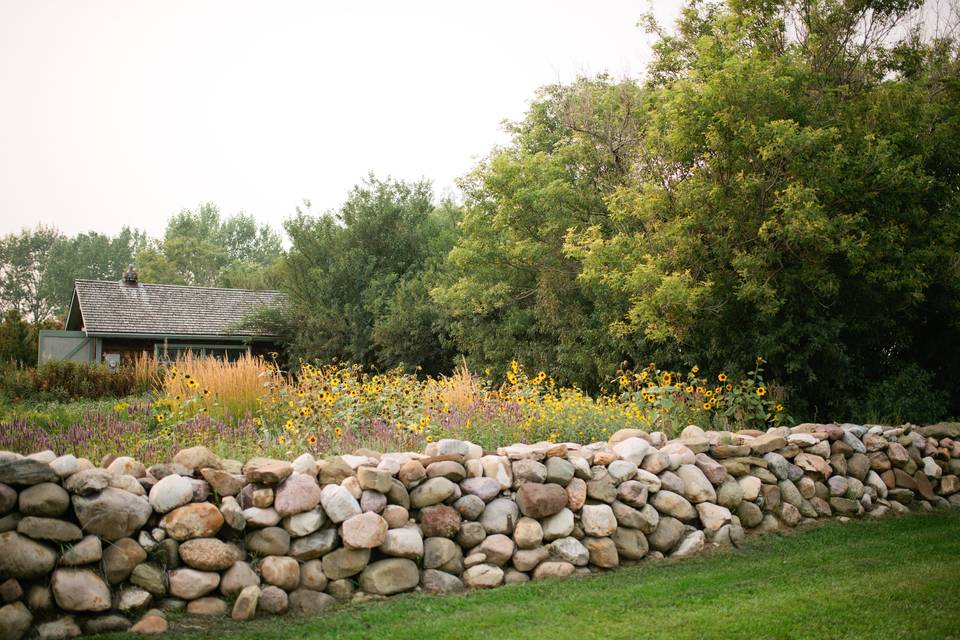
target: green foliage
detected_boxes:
[0,226,63,322]
[137,203,284,289]
[433,78,647,388]
[0,310,36,366]
[846,363,951,425]
[279,176,460,374]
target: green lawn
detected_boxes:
[117,510,960,640]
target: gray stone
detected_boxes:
[359,558,419,595]
[549,536,589,566]
[0,531,56,579]
[17,516,82,543]
[51,569,111,612]
[479,497,519,534]
[72,488,152,541]
[60,535,102,566]
[18,483,69,516]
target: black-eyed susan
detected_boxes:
[278,435,286,445]
[756,387,766,397]
[334,427,343,438]
[718,373,727,382]
[426,435,434,443]
[691,365,700,374]
[702,402,712,410]
[685,385,694,393]
[776,404,784,412]
[155,413,165,423]
[307,434,318,446]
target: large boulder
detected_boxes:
[320,485,361,523]
[168,568,220,600]
[676,465,717,503]
[18,483,69,517]
[358,559,420,595]
[0,531,56,578]
[340,512,388,549]
[148,475,194,514]
[274,473,322,517]
[72,488,151,541]
[178,538,243,571]
[479,498,520,535]
[159,502,224,540]
[50,569,111,612]
[515,483,567,519]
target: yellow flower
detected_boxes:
[254,417,263,426]
[155,414,165,423]
[662,372,672,385]
[718,373,727,382]
[618,375,629,387]
[776,404,784,412]
[702,402,711,410]
[307,435,318,446]
[685,386,694,393]
[640,371,648,380]
[691,365,699,374]
[334,427,343,438]
[426,435,434,443]
[756,387,767,397]
[278,435,286,445]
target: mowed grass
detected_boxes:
[117,510,960,640]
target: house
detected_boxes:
[38,268,283,368]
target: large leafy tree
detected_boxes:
[0,226,63,323]
[569,0,960,418]
[279,176,459,373]
[433,78,648,387]
[137,203,284,289]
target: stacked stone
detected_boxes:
[1,421,959,639]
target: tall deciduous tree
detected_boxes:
[0,226,63,323]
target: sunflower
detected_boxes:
[691,366,700,374]
[426,435,434,443]
[776,404,784,412]
[702,402,712,410]
[307,435,318,446]
[277,435,286,445]
[334,427,343,438]
[685,385,694,393]
[756,387,766,397]
[155,413,165,423]
[718,373,727,382]
[202,389,211,397]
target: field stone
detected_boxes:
[0,602,33,640]
[289,588,336,614]
[611,527,648,560]
[381,527,424,559]
[50,569,111,612]
[199,469,245,497]
[612,437,651,465]
[647,516,685,553]
[513,517,543,549]
[454,494,485,520]
[581,504,617,537]
[650,490,697,522]
[274,473,322,517]
[259,556,301,591]
[185,596,227,616]
[243,458,293,485]
[242,507,280,527]
[677,465,717,503]
[427,461,467,482]
[148,475,193,514]
[257,585,288,615]
[410,477,457,509]
[532,561,576,580]
[586,476,617,503]
[566,477,587,511]
[320,484,362,523]
[290,528,339,560]
[220,561,260,596]
[477,534,515,566]
[231,585,259,621]
[382,505,409,528]
[423,537,458,569]
[717,481,744,509]
[102,538,147,584]
[696,502,732,533]
[549,537,589,566]
[0,483,16,515]
[479,498,519,535]
[299,559,328,591]
[117,587,152,612]
[541,508,575,541]
[17,516,82,543]
[360,490,388,514]
[516,482,568,519]
[456,521,487,549]
[178,538,242,571]
[421,505,462,538]
[463,564,503,589]
[130,564,166,597]
[341,512,388,549]
[60,535,102,566]
[72,488,152,541]
[168,569,220,600]
[737,501,764,528]
[672,530,705,558]
[421,569,464,594]
[359,558,420,595]
[81,615,131,635]
[37,616,84,640]
[616,480,648,508]
[18,483,69,517]
[584,536,619,568]
[321,548,371,580]
[545,457,575,485]
[159,502,224,541]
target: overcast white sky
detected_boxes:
[0,1,683,238]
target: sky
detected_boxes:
[0,1,684,238]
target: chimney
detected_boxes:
[123,264,139,286]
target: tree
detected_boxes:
[137,203,284,289]
[432,77,648,387]
[0,310,35,365]
[43,227,147,316]
[279,176,459,373]
[0,226,63,323]
[568,0,960,418]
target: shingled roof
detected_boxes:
[65,279,284,338]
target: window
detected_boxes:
[155,343,250,362]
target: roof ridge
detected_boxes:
[74,279,282,295]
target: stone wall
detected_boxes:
[1,422,959,639]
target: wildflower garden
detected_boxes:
[0,354,788,463]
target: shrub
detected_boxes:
[30,360,140,400]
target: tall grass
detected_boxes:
[156,352,264,422]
